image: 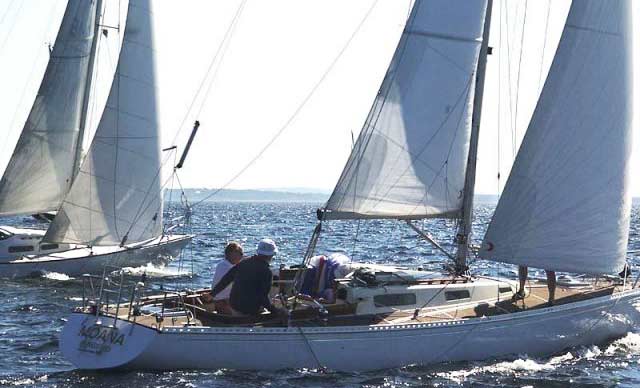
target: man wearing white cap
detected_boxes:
[212,238,285,317]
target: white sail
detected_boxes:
[322,0,489,220]
[0,0,98,216]
[44,0,163,246]
[480,0,633,275]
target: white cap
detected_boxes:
[256,238,278,256]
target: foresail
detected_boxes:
[0,0,98,216]
[322,0,488,220]
[480,0,633,275]
[44,0,163,246]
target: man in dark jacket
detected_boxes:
[211,238,285,316]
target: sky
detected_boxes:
[0,0,638,195]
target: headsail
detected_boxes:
[322,0,489,220]
[480,0,633,275]
[44,0,163,246]
[0,0,98,216]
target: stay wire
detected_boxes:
[504,0,516,158]
[351,219,361,261]
[169,0,247,150]
[513,0,528,143]
[0,0,16,25]
[326,0,417,213]
[121,1,247,239]
[171,170,196,286]
[0,0,56,157]
[119,0,247,240]
[191,0,381,208]
[164,152,178,236]
[537,0,552,94]
[0,0,23,54]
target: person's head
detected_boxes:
[256,238,278,262]
[224,241,244,265]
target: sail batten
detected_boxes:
[0,0,99,216]
[323,0,489,221]
[44,0,163,246]
[480,0,633,275]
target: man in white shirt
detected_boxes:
[211,241,244,314]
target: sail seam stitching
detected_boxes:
[565,24,620,37]
[404,29,482,44]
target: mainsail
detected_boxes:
[45,0,163,246]
[322,0,489,220]
[480,0,633,275]
[0,0,99,216]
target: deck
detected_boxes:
[382,281,617,325]
[94,279,620,330]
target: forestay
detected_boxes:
[322,0,488,220]
[45,0,163,246]
[480,0,633,275]
[0,1,98,216]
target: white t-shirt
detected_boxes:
[212,259,235,301]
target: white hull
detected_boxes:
[60,288,640,372]
[0,234,192,278]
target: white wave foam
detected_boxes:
[577,345,602,360]
[41,272,73,281]
[605,332,640,356]
[119,263,191,278]
[438,334,640,383]
[437,352,574,383]
[0,379,34,386]
[0,375,47,386]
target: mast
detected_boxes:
[72,0,103,184]
[454,0,493,274]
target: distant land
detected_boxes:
[165,189,640,206]
[165,189,505,204]
[165,188,329,203]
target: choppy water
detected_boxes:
[1,202,640,387]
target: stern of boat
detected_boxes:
[60,312,157,370]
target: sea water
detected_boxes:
[1,202,639,387]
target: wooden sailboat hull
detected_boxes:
[60,288,640,372]
[0,234,192,278]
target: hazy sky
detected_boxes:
[0,1,638,195]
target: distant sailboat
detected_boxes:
[59,0,640,371]
[0,0,191,277]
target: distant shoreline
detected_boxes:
[165,188,328,203]
[166,189,640,206]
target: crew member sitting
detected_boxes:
[211,238,286,317]
[210,241,244,314]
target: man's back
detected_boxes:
[229,256,273,315]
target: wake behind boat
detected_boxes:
[0,0,193,277]
[59,0,639,372]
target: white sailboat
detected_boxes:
[59,0,640,371]
[0,0,192,278]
